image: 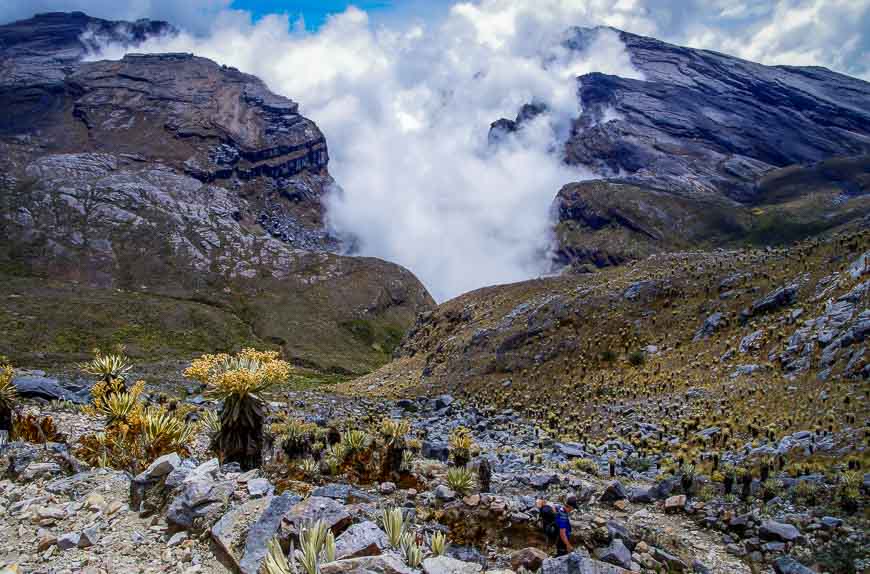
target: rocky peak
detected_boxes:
[561,26,870,200]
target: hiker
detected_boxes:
[537,495,577,556]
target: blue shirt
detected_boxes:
[555,507,572,536]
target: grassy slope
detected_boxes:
[346,227,869,467]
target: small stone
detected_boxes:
[613,500,627,511]
[57,533,80,550]
[85,493,106,512]
[435,485,456,501]
[664,495,686,513]
[379,482,397,494]
[78,526,99,548]
[168,532,188,547]
[136,453,182,481]
[247,478,273,498]
[511,547,548,572]
[37,530,57,552]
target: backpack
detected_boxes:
[540,504,559,540]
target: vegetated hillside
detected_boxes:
[553,156,870,269]
[491,27,870,269]
[0,13,434,373]
[348,225,869,470]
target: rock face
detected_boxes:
[539,27,870,269]
[0,12,433,372]
[563,27,870,200]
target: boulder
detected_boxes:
[423,556,483,574]
[312,484,377,504]
[211,497,272,570]
[773,557,814,574]
[322,553,415,574]
[166,476,235,532]
[423,441,450,462]
[743,283,798,320]
[239,492,302,574]
[759,520,800,542]
[541,552,630,574]
[605,521,636,551]
[694,312,723,341]
[281,496,352,538]
[335,521,389,560]
[599,481,627,504]
[247,478,273,498]
[136,453,181,482]
[597,539,631,569]
[434,395,455,410]
[11,374,89,404]
[510,548,548,572]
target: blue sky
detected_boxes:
[231,0,393,29]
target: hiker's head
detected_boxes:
[564,495,578,511]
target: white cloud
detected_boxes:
[87,3,648,301]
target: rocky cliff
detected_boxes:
[0,12,434,373]
[492,27,870,269]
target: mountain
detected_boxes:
[494,27,870,270]
[351,27,870,469]
[0,13,434,373]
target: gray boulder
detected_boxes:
[694,312,724,341]
[239,492,301,574]
[335,521,389,560]
[597,539,631,569]
[211,497,273,572]
[12,374,90,404]
[281,496,352,538]
[773,556,815,574]
[422,556,483,574]
[541,552,630,574]
[166,476,235,531]
[322,553,415,574]
[759,520,801,543]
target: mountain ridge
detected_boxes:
[0,12,434,374]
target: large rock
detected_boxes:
[599,482,627,504]
[166,476,235,532]
[211,497,272,571]
[422,556,483,574]
[541,552,630,574]
[511,547,549,572]
[280,496,352,539]
[11,374,89,404]
[759,520,801,543]
[743,284,799,320]
[323,553,415,574]
[694,312,724,342]
[597,540,631,570]
[239,492,302,574]
[773,556,815,574]
[335,521,389,560]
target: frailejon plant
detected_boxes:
[449,426,474,467]
[382,507,406,548]
[429,531,448,557]
[400,531,423,568]
[446,466,476,495]
[185,348,291,470]
[77,378,196,472]
[0,363,17,434]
